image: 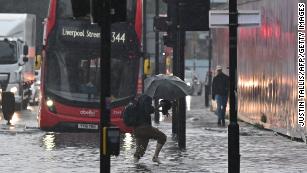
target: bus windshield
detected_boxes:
[45,19,140,107]
[46,50,100,103]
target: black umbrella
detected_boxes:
[144,74,193,100]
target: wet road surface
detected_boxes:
[0,96,307,172]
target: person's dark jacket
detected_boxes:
[212,72,229,99]
[138,94,154,126]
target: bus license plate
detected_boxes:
[77,124,98,130]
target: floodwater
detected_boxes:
[0,96,307,173]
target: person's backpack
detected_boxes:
[123,99,140,127]
[138,94,154,115]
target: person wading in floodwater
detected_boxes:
[133,94,167,163]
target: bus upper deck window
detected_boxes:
[71,0,90,18]
[57,0,74,18]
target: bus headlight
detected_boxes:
[10,86,18,94]
[46,98,56,113]
[46,99,53,107]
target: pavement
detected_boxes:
[1,97,307,172]
[112,96,307,173]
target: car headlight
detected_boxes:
[10,86,18,94]
[186,82,191,86]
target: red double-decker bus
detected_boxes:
[38,0,142,132]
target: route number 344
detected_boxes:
[111,32,126,43]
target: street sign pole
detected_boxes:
[208,4,260,173]
[228,0,240,172]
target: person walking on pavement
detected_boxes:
[133,94,167,163]
[212,65,229,126]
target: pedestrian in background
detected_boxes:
[212,65,229,127]
[133,94,167,163]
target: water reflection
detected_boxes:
[186,95,191,111]
[122,133,133,151]
[41,132,99,151]
[42,132,56,151]
[40,131,139,153]
[27,106,35,112]
[11,112,20,124]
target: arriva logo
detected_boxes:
[80,110,97,117]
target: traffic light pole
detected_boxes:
[228,0,240,172]
[167,0,178,136]
[154,0,160,123]
[101,0,111,172]
[162,0,186,149]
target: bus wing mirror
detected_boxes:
[23,45,29,56]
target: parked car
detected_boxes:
[29,70,41,105]
[185,69,203,96]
